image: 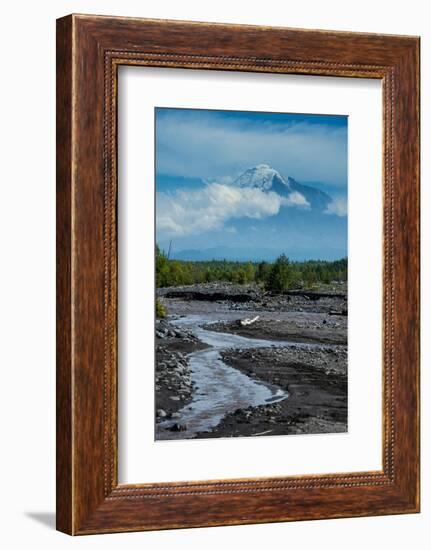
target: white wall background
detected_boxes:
[0,0,427,548]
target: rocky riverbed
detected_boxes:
[155,282,347,440]
[206,317,347,346]
[155,319,208,426]
[159,281,347,315]
[196,346,347,438]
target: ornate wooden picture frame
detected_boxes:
[56,14,420,535]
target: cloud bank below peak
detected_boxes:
[156,182,309,240]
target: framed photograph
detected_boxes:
[56,14,420,534]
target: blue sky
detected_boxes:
[156,107,347,187]
[155,107,348,261]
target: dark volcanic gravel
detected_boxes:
[158,281,347,314]
[206,318,347,346]
[195,346,347,438]
[156,282,348,439]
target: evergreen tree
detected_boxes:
[266,254,291,292]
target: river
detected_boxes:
[157,314,314,440]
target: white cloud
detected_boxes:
[156,182,307,239]
[325,197,348,217]
[285,191,310,208]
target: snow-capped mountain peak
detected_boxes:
[234,164,333,211]
[234,164,291,192]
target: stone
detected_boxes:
[169,423,187,432]
[156,409,167,418]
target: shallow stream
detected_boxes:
[157,314,306,440]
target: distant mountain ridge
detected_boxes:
[171,246,347,263]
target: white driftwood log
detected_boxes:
[239,315,260,326]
